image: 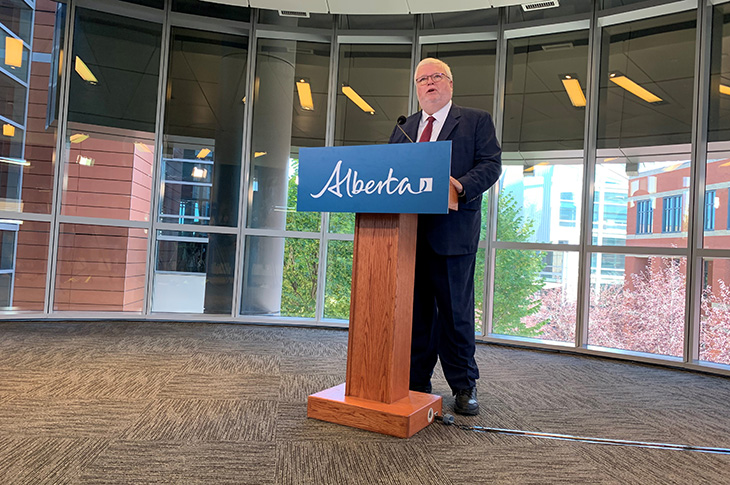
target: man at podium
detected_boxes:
[389,58,502,416]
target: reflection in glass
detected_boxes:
[0,0,33,43]
[63,9,161,221]
[705,4,730,250]
[597,12,696,149]
[588,254,685,358]
[420,9,498,30]
[324,240,352,320]
[248,38,328,232]
[503,30,589,152]
[593,155,690,249]
[335,44,410,147]
[497,163,583,245]
[163,27,248,228]
[54,224,148,312]
[700,258,730,365]
[172,0,250,21]
[421,41,496,113]
[0,220,49,312]
[492,248,577,344]
[241,236,319,318]
[152,230,236,314]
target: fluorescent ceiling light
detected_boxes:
[5,37,22,69]
[197,148,211,159]
[609,73,662,103]
[134,142,152,153]
[0,219,23,225]
[0,157,29,166]
[76,154,94,166]
[560,75,586,107]
[69,133,89,143]
[191,167,207,179]
[3,124,15,137]
[74,56,98,84]
[342,85,375,114]
[720,84,730,96]
[296,79,314,111]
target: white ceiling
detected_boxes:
[204,0,528,15]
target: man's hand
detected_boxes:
[449,176,462,211]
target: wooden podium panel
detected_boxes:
[307,213,440,438]
[308,384,442,439]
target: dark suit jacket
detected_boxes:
[388,104,502,255]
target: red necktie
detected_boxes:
[418,116,435,142]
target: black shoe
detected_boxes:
[453,387,479,416]
[410,382,432,394]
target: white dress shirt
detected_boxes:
[417,101,452,142]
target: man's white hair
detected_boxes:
[414,58,453,82]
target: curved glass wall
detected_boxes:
[0,0,728,376]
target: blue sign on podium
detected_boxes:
[297,142,452,214]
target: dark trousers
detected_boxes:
[410,240,479,393]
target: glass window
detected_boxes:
[0,0,32,43]
[700,257,730,365]
[0,220,49,312]
[704,189,716,231]
[588,254,686,358]
[324,239,352,320]
[151,230,236,314]
[63,9,162,222]
[595,11,695,249]
[247,38,329,232]
[421,41,496,114]
[492,248,578,344]
[338,15,413,30]
[172,0,250,22]
[54,224,148,312]
[122,0,164,8]
[503,30,589,153]
[241,235,319,318]
[661,194,682,233]
[597,11,696,149]
[497,162,583,245]
[420,9,498,30]
[705,3,730,250]
[162,27,248,228]
[635,199,652,234]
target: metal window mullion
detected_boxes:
[233,8,259,320]
[143,0,171,316]
[45,0,75,315]
[574,0,602,349]
[484,6,507,338]
[685,0,713,363]
[315,16,339,323]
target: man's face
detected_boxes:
[415,62,453,115]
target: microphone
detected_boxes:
[396,115,414,143]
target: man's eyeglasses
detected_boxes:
[415,73,451,85]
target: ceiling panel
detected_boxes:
[249,0,329,13]
[200,0,531,14]
[327,0,411,15]
[202,0,250,6]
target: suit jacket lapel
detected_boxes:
[405,113,420,142]
[438,104,460,141]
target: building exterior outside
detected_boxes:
[2,0,730,374]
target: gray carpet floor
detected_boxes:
[1,320,729,484]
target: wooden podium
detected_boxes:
[307,213,442,438]
[298,142,451,438]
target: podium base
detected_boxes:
[307,383,443,438]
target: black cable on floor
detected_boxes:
[435,414,730,455]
